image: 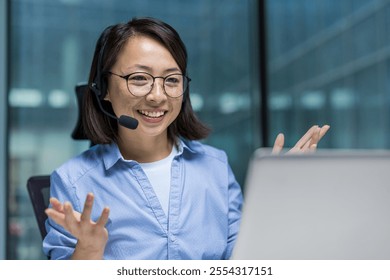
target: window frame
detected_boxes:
[0,0,9,260]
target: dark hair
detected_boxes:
[83,17,210,144]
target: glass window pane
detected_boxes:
[266,0,390,149]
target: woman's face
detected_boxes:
[105,35,183,139]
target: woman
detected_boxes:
[43,17,329,260]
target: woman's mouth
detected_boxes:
[138,110,166,118]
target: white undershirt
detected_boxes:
[139,145,178,215]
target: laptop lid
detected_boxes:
[232,149,390,260]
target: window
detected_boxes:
[266,0,390,148]
[0,0,8,261]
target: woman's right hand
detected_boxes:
[45,193,110,259]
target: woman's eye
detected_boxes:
[130,75,147,81]
[128,75,150,85]
[165,76,181,85]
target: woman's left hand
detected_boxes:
[272,125,330,154]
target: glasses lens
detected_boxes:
[164,74,187,97]
[126,73,189,97]
[127,73,153,96]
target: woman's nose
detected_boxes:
[146,78,167,102]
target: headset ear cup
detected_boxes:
[90,82,100,96]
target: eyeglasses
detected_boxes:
[109,71,191,98]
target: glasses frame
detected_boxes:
[108,71,191,98]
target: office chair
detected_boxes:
[71,83,89,141]
[26,175,51,240]
[26,82,91,240]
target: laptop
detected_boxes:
[232,148,390,260]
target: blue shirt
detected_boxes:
[43,138,243,260]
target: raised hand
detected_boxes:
[45,193,110,259]
[272,125,330,154]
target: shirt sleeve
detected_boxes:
[225,164,243,259]
[42,170,80,259]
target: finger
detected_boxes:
[49,197,64,212]
[80,193,94,223]
[45,208,67,228]
[318,125,330,141]
[63,202,79,233]
[272,133,284,154]
[308,125,330,148]
[96,207,110,227]
[309,143,318,151]
[294,125,318,148]
[307,126,321,148]
[302,132,316,150]
[295,125,318,148]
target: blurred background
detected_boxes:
[0,0,389,259]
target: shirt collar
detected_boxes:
[179,138,205,155]
[102,142,125,170]
[101,138,206,170]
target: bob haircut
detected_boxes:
[83,17,210,144]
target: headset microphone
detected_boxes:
[118,115,139,130]
[90,83,139,130]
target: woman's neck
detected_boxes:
[117,132,173,163]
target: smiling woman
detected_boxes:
[43,17,242,260]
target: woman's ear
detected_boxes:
[104,90,111,102]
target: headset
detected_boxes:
[89,38,138,130]
[90,42,107,100]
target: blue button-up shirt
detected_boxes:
[43,138,243,260]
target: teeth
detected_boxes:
[139,110,165,118]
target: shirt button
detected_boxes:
[170,235,176,242]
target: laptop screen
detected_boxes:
[232,149,390,260]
